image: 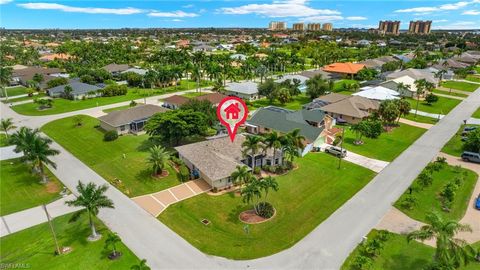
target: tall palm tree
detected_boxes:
[10,127,40,156]
[230,165,251,191]
[24,136,60,183]
[131,259,150,270]
[241,177,262,215]
[66,181,114,241]
[396,82,410,97]
[435,69,448,82]
[146,145,170,176]
[395,99,412,124]
[241,135,265,171]
[0,66,13,101]
[407,212,473,268]
[0,118,16,138]
[264,131,283,166]
[260,176,279,203]
[414,79,426,118]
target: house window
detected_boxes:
[275,158,279,165]
[266,159,271,166]
[120,125,125,131]
[227,177,232,183]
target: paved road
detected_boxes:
[2,86,479,269]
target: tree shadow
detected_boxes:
[386,253,431,270]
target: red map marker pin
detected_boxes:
[216,96,248,142]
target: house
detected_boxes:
[386,68,438,86]
[11,67,64,87]
[312,93,379,124]
[195,92,228,107]
[322,62,366,78]
[353,86,400,101]
[299,69,335,80]
[47,82,101,99]
[175,134,281,190]
[121,68,148,76]
[103,64,130,75]
[246,106,335,150]
[393,54,413,63]
[98,104,168,135]
[357,39,371,46]
[380,75,419,97]
[161,95,190,109]
[39,53,71,62]
[230,54,247,61]
[225,81,260,101]
[192,45,215,52]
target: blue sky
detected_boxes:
[1,0,479,29]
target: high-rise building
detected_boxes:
[409,20,432,34]
[322,23,333,31]
[268,21,287,31]
[378,20,400,35]
[292,23,305,31]
[307,23,321,31]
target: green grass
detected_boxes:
[41,115,181,197]
[102,105,134,113]
[0,86,30,97]
[433,88,468,98]
[181,92,206,98]
[442,124,479,157]
[342,230,480,270]
[465,75,480,83]
[12,80,208,116]
[406,96,461,114]
[0,133,12,147]
[0,158,64,216]
[472,107,480,118]
[474,66,480,74]
[334,79,359,91]
[441,81,479,92]
[342,123,427,161]
[0,213,140,270]
[3,92,47,103]
[247,94,311,111]
[403,113,439,124]
[394,164,477,222]
[159,153,376,259]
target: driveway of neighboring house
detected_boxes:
[320,144,389,173]
[399,118,434,129]
[132,179,211,217]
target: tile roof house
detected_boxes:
[225,81,260,100]
[98,104,168,135]
[195,92,228,106]
[47,82,101,99]
[162,95,191,109]
[314,93,379,124]
[175,135,281,190]
[322,62,366,77]
[39,53,71,62]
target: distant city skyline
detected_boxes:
[1,0,479,30]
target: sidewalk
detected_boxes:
[0,194,81,237]
[0,145,23,161]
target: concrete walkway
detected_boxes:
[0,145,23,161]
[399,118,434,129]
[437,86,472,96]
[343,151,390,173]
[132,179,211,217]
[0,194,81,237]
[434,92,465,100]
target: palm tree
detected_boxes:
[407,212,473,268]
[264,131,283,166]
[0,66,13,101]
[0,118,16,138]
[10,127,40,156]
[241,177,262,215]
[146,145,170,176]
[23,136,60,183]
[435,69,447,82]
[104,232,122,258]
[131,259,150,270]
[241,135,265,171]
[260,176,279,203]
[230,165,251,191]
[414,79,426,118]
[396,82,410,97]
[395,99,412,124]
[65,181,114,241]
[285,128,305,151]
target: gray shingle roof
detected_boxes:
[103,64,130,73]
[98,104,168,127]
[225,81,259,95]
[47,82,101,97]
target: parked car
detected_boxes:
[461,151,480,163]
[325,146,347,158]
[475,194,480,210]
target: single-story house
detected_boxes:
[103,64,130,75]
[314,93,379,124]
[47,82,101,99]
[98,104,168,135]
[193,45,215,52]
[246,106,334,149]
[299,69,335,80]
[121,68,148,76]
[11,67,64,87]
[162,95,190,109]
[195,92,228,107]
[385,68,438,86]
[39,53,71,62]
[175,134,281,190]
[353,86,400,101]
[225,81,260,101]
[230,54,247,61]
[322,62,366,78]
[275,74,310,92]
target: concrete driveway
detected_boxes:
[132,179,211,217]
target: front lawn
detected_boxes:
[441,81,479,92]
[0,134,12,147]
[102,105,133,113]
[465,75,480,83]
[402,113,439,124]
[442,124,479,157]
[342,230,480,270]
[407,96,461,114]
[159,153,376,259]
[433,88,468,98]
[41,115,180,197]
[472,107,480,118]
[12,80,208,116]
[342,123,427,161]
[394,164,477,222]
[0,86,31,97]
[247,94,311,111]
[0,158,64,216]
[0,213,140,270]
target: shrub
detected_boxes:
[100,84,128,97]
[400,195,417,210]
[104,130,118,141]
[440,182,458,204]
[417,170,433,188]
[256,202,275,218]
[130,100,137,107]
[351,255,373,270]
[177,165,190,182]
[435,156,447,165]
[170,156,185,167]
[253,166,261,175]
[425,93,439,105]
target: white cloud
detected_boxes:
[346,16,367,21]
[17,2,143,15]
[302,15,344,22]
[434,21,477,29]
[395,0,476,13]
[182,4,194,8]
[463,10,480,15]
[218,0,340,18]
[0,0,13,5]
[171,19,184,22]
[433,19,449,23]
[148,11,198,18]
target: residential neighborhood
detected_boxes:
[1,1,480,270]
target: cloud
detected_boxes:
[434,21,477,29]
[0,0,13,5]
[218,0,340,18]
[346,16,367,21]
[463,10,480,15]
[182,4,194,8]
[147,11,198,17]
[395,0,476,13]
[302,15,344,22]
[171,19,184,22]
[432,19,449,23]
[17,2,142,15]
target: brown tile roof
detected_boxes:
[163,95,190,106]
[320,96,379,119]
[195,93,227,105]
[322,62,365,75]
[316,93,350,103]
[98,104,168,127]
[39,53,71,61]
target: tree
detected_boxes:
[180,99,217,127]
[258,79,277,103]
[230,165,252,191]
[463,129,480,153]
[0,118,16,138]
[276,87,291,105]
[395,99,411,124]
[425,93,439,105]
[414,79,426,118]
[241,135,265,171]
[378,100,400,126]
[131,259,150,270]
[72,115,83,127]
[22,135,60,183]
[147,145,170,176]
[396,82,410,97]
[350,120,370,144]
[145,110,208,146]
[407,212,473,268]
[0,66,13,101]
[264,131,283,166]
[65,181,114,241]
[46,77,68,89]
[435,69,448,82]
[104,232,122,259]
[305,74,328,100]
[32,73,44,90]
[259,176,278,203]
[62,85,74,100]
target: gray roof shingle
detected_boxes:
[98,104,168,127]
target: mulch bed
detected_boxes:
[239,209,276,224]
[152,170,169,179]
